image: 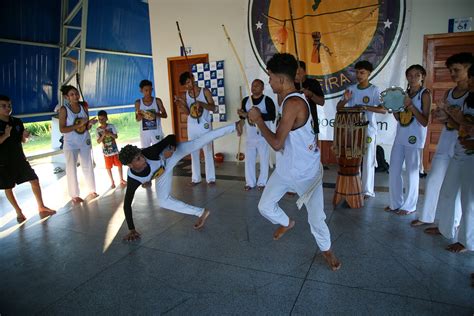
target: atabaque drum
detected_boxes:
[332,108,368,159]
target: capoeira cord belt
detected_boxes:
[296,161,324,209]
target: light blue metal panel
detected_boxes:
[87,0,152,54]
[82,52,154,109]
[0,0,60,44]
[0,43,59,118]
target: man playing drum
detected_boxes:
[336,61,386,199]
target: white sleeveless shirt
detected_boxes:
[186,88,212,127]
[139,98,162,135]
[62,103,91,150]
[275,92,320,181]
[127,158,165,184]
[435,88,469,157]
[393,88,428,149]
[245,95,272,140]
[453,98,474,158]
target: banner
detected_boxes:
[245,0,411,144]
[192,60,227,122]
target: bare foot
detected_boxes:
[189,181,201,187]
[71,197,84,204]
[89,192,99,199]
[446,242,467,253]
[244,185,252,191]
[273,220,295,240]
[411,219,428,227]
[364,195,370,200]
[120,180,127,188]
[194,209,211,230]
[39,207,56,219]
[257,185,265,191]
[384,206,399,212]
[16,214,27,224]
[396,209,415,216]
[424,227,441,235]
[207,181,216,186]
[322,250,342,271]
[286,192,297,197]
[123,229,141,241]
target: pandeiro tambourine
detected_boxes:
[380,87,406,113]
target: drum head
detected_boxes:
[381,87,406,113]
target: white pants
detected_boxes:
[258,169,331,251]
[389,144,420,211]
[437,154,474,250]
[362,138,376,197]
[245,138,270,187]
[188,125,215,183]
[64,147,96,198]
[155,123,236,215]
[140,130,163,148]
[418,152,461,225]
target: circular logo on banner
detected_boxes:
[363,96,370,104]
[248,1,405,98]
[408,136,417,144]
[366,136,372,144]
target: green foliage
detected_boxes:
[23,112,141,155]
[25,121,51,137]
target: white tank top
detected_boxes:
[435,88,469,156]
[62,103,91,150]
[245,95,272,140]
[343,84,381,136]
[186,88,212,126]
[139,98,162,133]
[275,92,320,180]
[394,88,428,149]
[127,158,165,184]
[453,100,474,157]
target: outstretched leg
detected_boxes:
[166,123,237,169]
[154,164,208,229]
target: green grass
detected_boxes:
[23,112,140,156]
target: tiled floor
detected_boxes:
[0,155,473,315]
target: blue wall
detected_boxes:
[0,0,154,122]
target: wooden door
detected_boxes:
[423,32,474,170]
[167,54,209,142]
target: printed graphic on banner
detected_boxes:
[248,0,406,98]
[192,60,227,122]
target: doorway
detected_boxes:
[423,31,474,170]
[167,54,209,142]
